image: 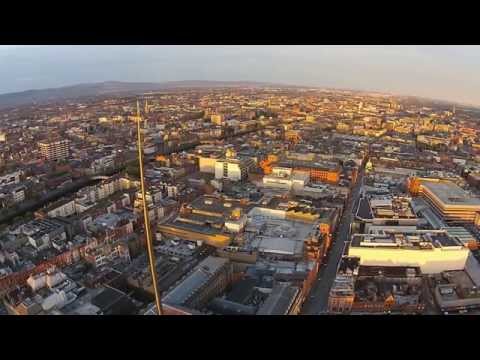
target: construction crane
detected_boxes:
[135,100,163,315]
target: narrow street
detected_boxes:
[422,276,440,315]
[301,160,366,314]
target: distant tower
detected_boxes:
[144,99,149,129]
[453,104,456,116]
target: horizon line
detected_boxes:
[0,79,478,109]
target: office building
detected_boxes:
[157,195,249,247]
[355,195,419,226]
[433,270,480,313]
[215,158,254,182]
[256,282,300,315]
[198,155,220,174]
[348,227,469,274]
[162,256,233,312]
[38,139,70,161]
[277,158,341,184]
[262,167,310,191]
[328,274,355,313]
[408,178,480,223]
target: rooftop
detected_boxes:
[246,208,316,256]
[411,198,447,229]
[256,282,299,315]
[358,265,422,278]
[90,286,137,315]
[277,159,339,171]
[443,226,476,245]
[189,195,249,216]
[163,256,229,307]
[351,228,464,249]
[421,179,480,207]
[226,278,257,304]
[357,195,416,220]
[434,270,480,311]
[330,274,355,296]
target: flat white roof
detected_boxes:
[246,208,315,256]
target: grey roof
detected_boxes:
[444,226,476,244]
[256,283,299,315]
[163,256,229,306]
[226,278,257,304]
[91,287,136,315]
[411,197,446,229]
[422,180,480,207]
[94,213,120,228]
[189,195,245,216]
[421,207,446,230]
[208,297,256,315]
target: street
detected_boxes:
[422,276,440,315]
[301,161,366,315]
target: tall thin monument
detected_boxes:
[144,99,149,129]
[136,100,163,315]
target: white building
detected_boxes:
[0,171,22,187]
[38,139,70,161]
[75,200,96,214]
[134,188,163,208]
[348,227,470,274]
[22,219,67,251]
[47,199,76,218]
[214,158,254,182]
[165,185,178,198]
[0,184,26,205]
[224,208,248,233]
[90,154,115,173]
[198,156,219,174]
[76,177,124,204]
[262,167,310,191]
[11,186,26,203]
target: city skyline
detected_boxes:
[1,84,480,315]
[1,45,480,106]
[2,45,480,316]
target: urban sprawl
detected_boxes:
[1,87,480,315]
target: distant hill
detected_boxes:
[1,80,478,111]
[0,80,294,109]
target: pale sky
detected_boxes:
[0,45,479,105]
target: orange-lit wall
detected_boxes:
[293,166,340,184]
